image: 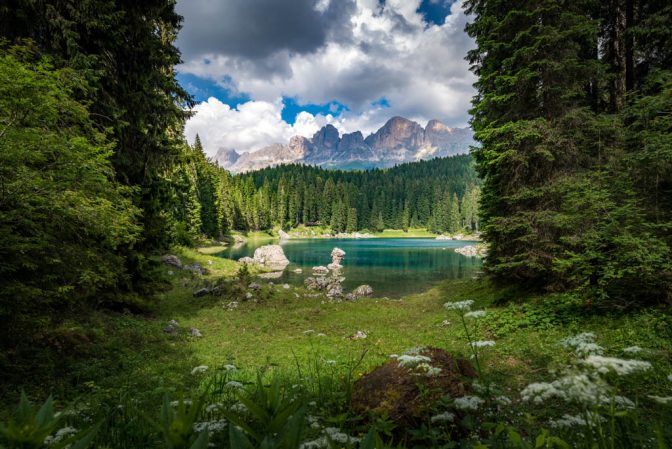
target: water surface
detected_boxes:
[216,238,482,298]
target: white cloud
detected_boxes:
[184,97,338,155]
[179,0,476,154]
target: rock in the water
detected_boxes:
[351,284,373,299]
[238,256,255,265]
[278,229,290,240]
[454,245,488,258]
[253,245,290,270]
[193,287,210,297]
[328,247,346,270]
[352,348,476,427]
[257,271,284,279]
[161,254,183,268]
[189,327,202,337]
[312,266,329,275]
[293,268,303,274]
[435,235,450,240]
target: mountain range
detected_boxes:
[214,116,475,173]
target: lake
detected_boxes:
[216,238,483,298]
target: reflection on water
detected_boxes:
[216,238,482,298]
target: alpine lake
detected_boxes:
[216,238,483,298]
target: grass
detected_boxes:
[3,247,672,447]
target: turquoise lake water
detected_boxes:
[216,238,483,298]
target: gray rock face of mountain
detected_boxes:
[214,116,475,173]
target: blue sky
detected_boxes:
[175,0,474,154]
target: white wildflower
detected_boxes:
[426,366,443,377]
[464,310,487,318]
[648,395,672,405]
[668,374,672,382]
[325,359,337,366]
[471,340,496,348]
[521,382,565,405]
[193,420,227,433]
[205,403,223,413]
[316,333,327,337]
[404,346,426,355]
[230,403,247,414]
[191,365,208,375]
[324,427,360,445]
[170,400,192,407]
[454,395,484,411]
[560,333,604,356]
[443,300,474,311]
[550,412,605,429]
[44,427,77,445]
[613,395,635,409]
[299,439,326,449]
[584,355,652,376]
[394,354,432,368]
[223,364,237,371]
[303,329,315,335]
[623,346,643,354]
[495,396,512,406]
[521,373,611,406]
[430,411,455,423]
[225,381,244,389]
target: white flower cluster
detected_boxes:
[430,411,455,423]
[223,364,237,371]
[623,346,643,354]
[44,427,77,445]
[230,402,247,414]
[205,402,223,413]
[454,395,484,411]
[471,340,496,348]
[191,365,208,375]
[521,373,611,406]
[560,333,604,356]
[550,412,605,429]
[668,374,672,382]
[225,380,244,389]
[193,420,227,433]
[583,355,652,376]
[464,310,487,319]
[170,399,192,407]
[394,354,432,368]
[299,427,360,449]
[444,300,474,311]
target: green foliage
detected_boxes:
[0,48,140,345]
[147,397,208,449]
[466,0,672,304]
[0,392,99,449]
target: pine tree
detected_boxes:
[346,208,358,233]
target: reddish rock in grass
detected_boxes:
[351,347,477,426]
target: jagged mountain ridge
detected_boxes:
[214,116,475,173]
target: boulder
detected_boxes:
[184,263,207,275]
[161,254,183,268]
[326,285,343,298]
[328,247,346,270]
[454,244,488,258]
[352,348,476,427]
[252,245,290,270]
[189,327,202,337]
[351,284,373,299]
[278,229,290,240]
[435,235,450,240]
[312,266,329,275]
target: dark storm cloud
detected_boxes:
[176,0,356,64]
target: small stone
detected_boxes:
[167,270,174,276]
[282,283,290,289]
[350,330,367,340]
[245,292,253,300]
[161,254,183,268]
[163,325,178,334]
[248,282,261,290]
[293,268,303,274]
[189,327,202,337]
[312,266,329,275]
[193,287,210,297]
[351,284,373,299]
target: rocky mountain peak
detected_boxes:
[214,147,240,168]
[311,124,340,149]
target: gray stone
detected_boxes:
[161,254,182,268]
[163,325,178,334]
[257,271,284,279]
[351,284,373,299]
[193,287,210,297]
[248,282,261,290]
[252,245,290,270]
[184,263,207,275]
[238,256,255,265]
[278,229,290,240]
[189,327,202,337]
[312,266,329,275]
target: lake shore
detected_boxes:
[230,227,481,242]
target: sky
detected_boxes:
[176,0,476,156]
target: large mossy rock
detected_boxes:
[352,347,476,426]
